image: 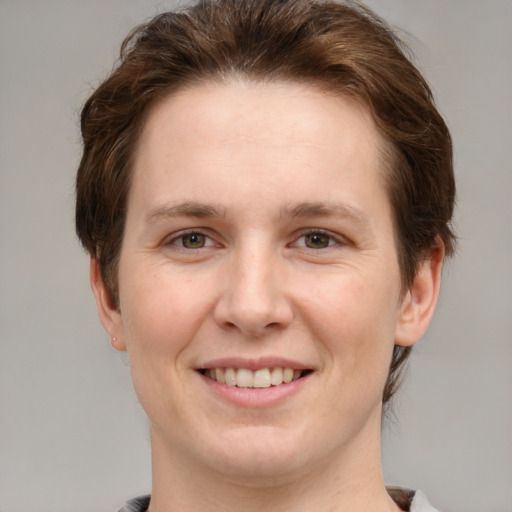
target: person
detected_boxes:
[75,0,455,510]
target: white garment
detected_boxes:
[410,490,440,512]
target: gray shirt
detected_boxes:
[116,490,440,511]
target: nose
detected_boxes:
[213,245,293,337]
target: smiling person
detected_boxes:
[75,1,455,511]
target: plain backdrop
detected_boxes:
[1,1,511,511]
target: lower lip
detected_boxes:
[198,372,312,408]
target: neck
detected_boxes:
[147,412,400,512]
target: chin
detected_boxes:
[203,425,316,484]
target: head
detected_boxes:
[76,0,455,407]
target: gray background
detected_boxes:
[1,1,511,511]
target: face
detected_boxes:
[93,80,440,483]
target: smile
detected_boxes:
[200,367,311,388]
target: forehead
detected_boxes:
[130,79,390,218]
[141,79,382,150]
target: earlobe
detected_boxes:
[90,258,127,351]
[394,242,445,347]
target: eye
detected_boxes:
[303,232,334,249]
[292,231,339,249]
[171,232,213,249]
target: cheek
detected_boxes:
[116,264,214,419]
[118,263,214,359]
[300,269,400,375]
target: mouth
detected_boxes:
[198,367,313,389]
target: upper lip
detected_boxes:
[197,356,312,371]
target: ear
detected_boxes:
[394,241,445,347]
[90,258,127,351]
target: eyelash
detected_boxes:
[165,229,218,250]
[164,228,345,252]
[290,229,345,251]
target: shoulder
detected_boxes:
[114,490,440,512]
[388,487,440,512]
[115,495,151,512]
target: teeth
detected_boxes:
[236,368,253,388]
[215,367,225,384]
[283,367,294,383]
[253,369,271,388]
[225,367,237,386]
[270,367,283,385]
[205,367,305,388]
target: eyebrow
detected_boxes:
[145,202,226,222]
[145,200,370,228]
[285,201,370,226]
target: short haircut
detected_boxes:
[76,0,456,405]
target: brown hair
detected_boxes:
[76,0,455,405]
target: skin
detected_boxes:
[91,80,443,511]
